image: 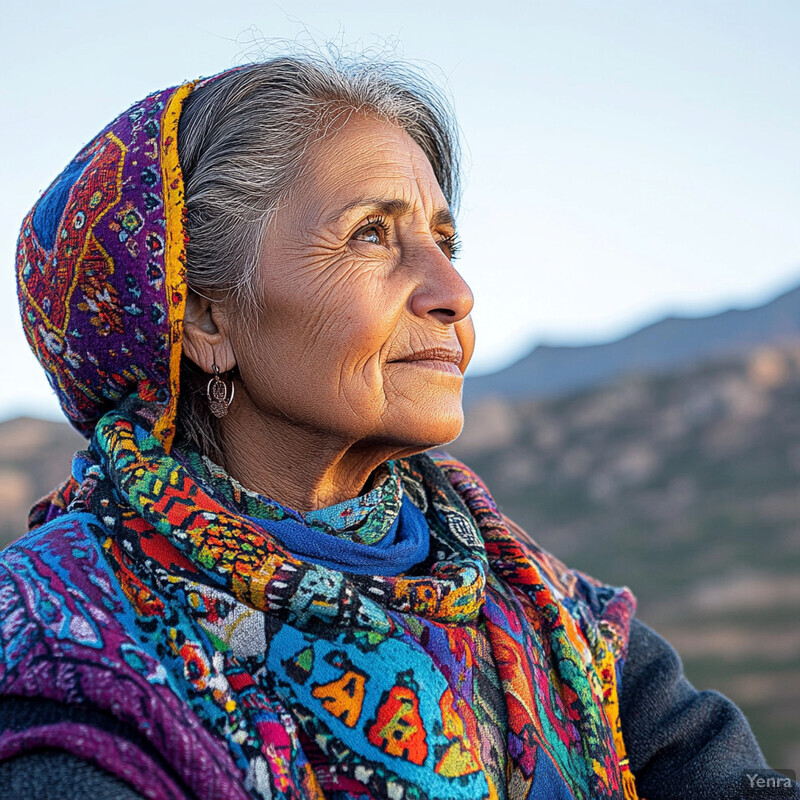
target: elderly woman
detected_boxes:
[0,55,793,800]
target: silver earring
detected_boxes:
[206,364,235,418]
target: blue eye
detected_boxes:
[352,215,390,246]
[356,227,382,244]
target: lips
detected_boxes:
[391,347,464,373]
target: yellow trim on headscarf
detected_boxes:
[154,80,197,452]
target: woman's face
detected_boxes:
[228,114,474,454]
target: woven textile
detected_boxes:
[181,452,431,576]
[16,80,194,447]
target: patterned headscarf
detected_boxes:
[17,79,195,447]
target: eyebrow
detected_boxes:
[327,198,455,230]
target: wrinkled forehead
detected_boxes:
[290,114,452,227]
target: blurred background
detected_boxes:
[2,0,799,770]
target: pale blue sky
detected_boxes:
[2,0,799,420]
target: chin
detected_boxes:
[388,405,465,452]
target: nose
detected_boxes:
[409,242,474,325]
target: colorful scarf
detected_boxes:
[10,66,639,799]
[1,396,638,799]
[179,455,432,577]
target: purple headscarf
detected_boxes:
[17,79,195,448]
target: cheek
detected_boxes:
[241,272,403,398]
[307,272,404,369]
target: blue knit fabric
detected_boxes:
[245,495,430,576]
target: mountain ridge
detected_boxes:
[465,281,800,403]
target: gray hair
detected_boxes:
[174,52,462,460]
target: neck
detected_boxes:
[216,402,417,512]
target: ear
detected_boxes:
[182,291,237,374]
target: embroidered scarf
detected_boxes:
[181,453,431,577]
[1,395,639,800]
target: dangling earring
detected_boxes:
[206,364,235,418]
